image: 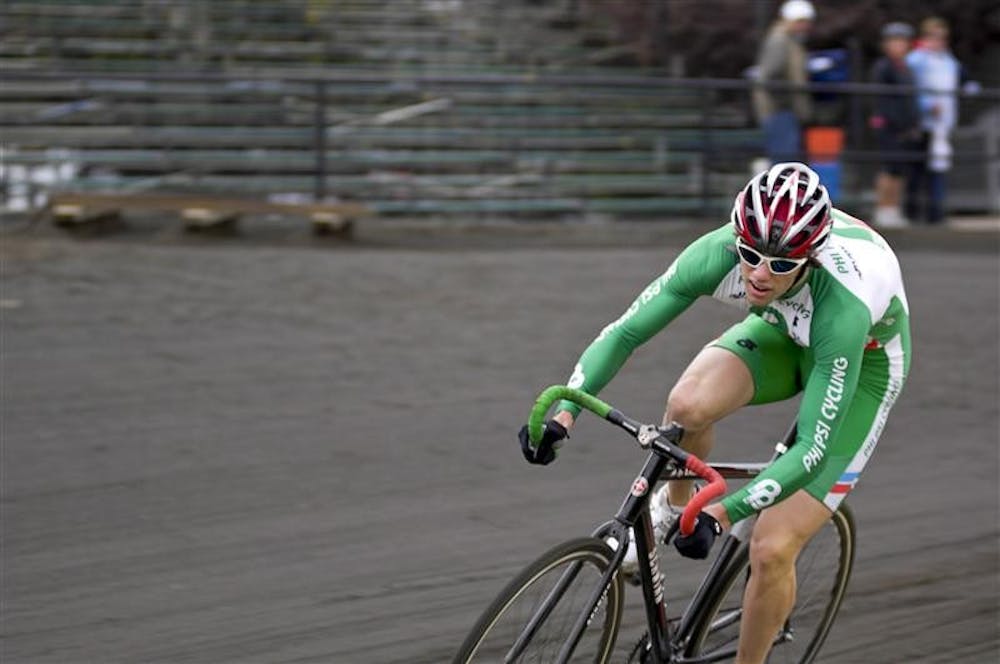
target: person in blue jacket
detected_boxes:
[905,17,978,224]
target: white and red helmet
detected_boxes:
[732,162,832,258]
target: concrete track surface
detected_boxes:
[2,228,998,663]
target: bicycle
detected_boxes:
[454,385,855,664]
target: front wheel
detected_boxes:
[453,537,625,664]
[686,503,856,663]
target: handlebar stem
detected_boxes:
[527,386,727,536]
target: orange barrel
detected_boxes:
[804,126,845,161]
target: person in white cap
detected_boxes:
[753,0,816,164]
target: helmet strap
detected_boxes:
[788,262,812,291]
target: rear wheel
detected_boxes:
[453,537,624,664]
[686,504,856,663]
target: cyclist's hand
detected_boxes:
[518,420,568,465]
[673,512,722,559]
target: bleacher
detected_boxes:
[1,0,763,224]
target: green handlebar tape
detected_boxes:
[528,385,613,444]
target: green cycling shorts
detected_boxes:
[712,314,905,512]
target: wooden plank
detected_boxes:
[4,148,692,174]
[0,103,744,130]
[48,192,370,219]
[2,125,759,151]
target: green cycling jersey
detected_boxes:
[558,210,911,524]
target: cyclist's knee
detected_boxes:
[749,530,799,576]
[666,384,716,431]
[665,348,753,430]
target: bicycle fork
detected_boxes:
[591,450,679,663]
[532,514,666,664]
[503,521,629,664]
[524,450,678,663]
[503,508,664,663]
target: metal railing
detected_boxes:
[3,69,998,217]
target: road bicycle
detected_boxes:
[454,386,855,663]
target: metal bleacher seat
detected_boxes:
[2,0,761,226]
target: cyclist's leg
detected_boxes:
[663,316,802,506]
[663,347,751,505]
[737,490,832,664]
[737,344,907,664]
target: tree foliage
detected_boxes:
[584,0,1000,82]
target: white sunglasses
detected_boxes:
[735,240,809,275]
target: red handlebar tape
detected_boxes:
[679,456,727,536]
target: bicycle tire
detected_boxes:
[453,537,625,664]
[685,503,856,664]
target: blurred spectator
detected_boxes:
[869,22,922,228]
[905,17,979,224]
[753,0,815,164]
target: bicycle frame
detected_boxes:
[513,429,680,664]
[519,386,796,664]
[588,468,759,662]
[629,426,797,664]
[529,431,794,663]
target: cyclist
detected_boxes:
[519,162,911,664]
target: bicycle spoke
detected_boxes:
[708,606,742,633]
[504,561,585,661]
